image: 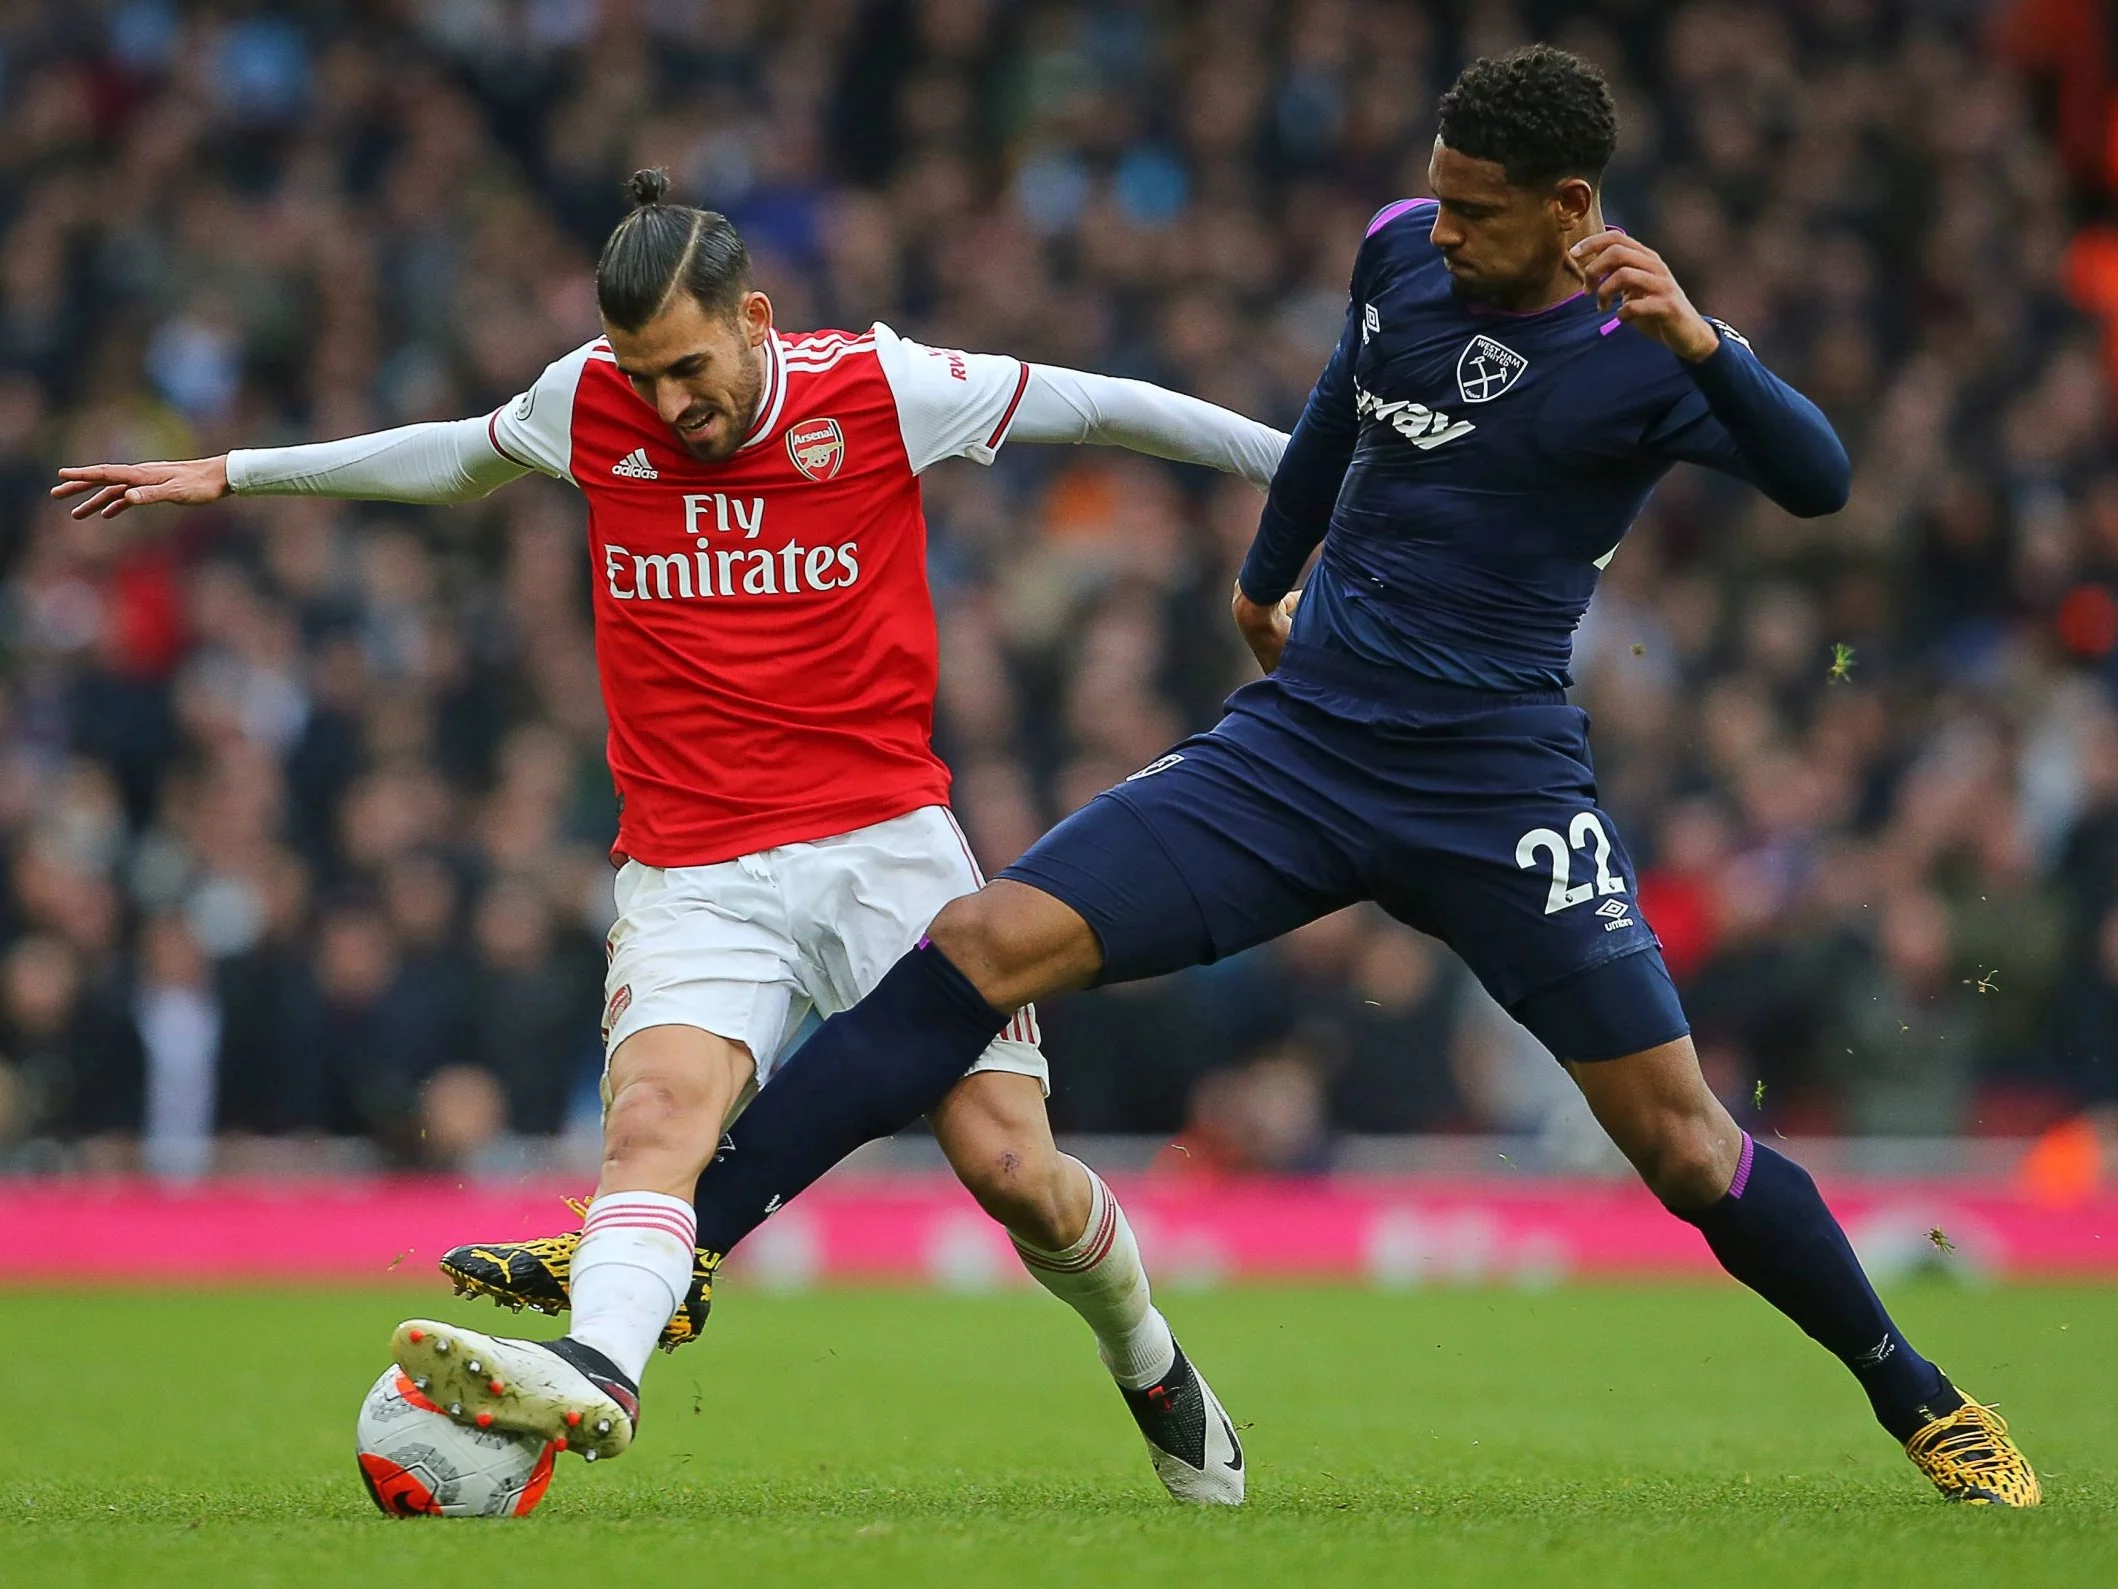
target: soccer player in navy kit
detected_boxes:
[469,47,2038,1502]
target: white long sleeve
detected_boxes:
[225,416,527,503]
[872,323,1287,483]
[1009,365,1287,487]
[232,343,1288,500]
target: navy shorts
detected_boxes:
[1000,644,1688,1064]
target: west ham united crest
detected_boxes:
[1456,335,1529,403]
[787,417,846,481]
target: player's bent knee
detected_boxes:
[599,1062,735,1177]
[926,881,1101,1011]
[960,1155,1076,1250]
[600,1076,693,1154]
[959,1150,1079,1250]
[1566,1022,1742,1206]
[928,1073,1080,1247]
[1630,1117,1738,1207]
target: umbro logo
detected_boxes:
[1125,752,1185,781]
[1706,316,1751,351]
[612,447,658,480]
[1594,899,1630,919]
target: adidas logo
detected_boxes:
[612,447,658,480]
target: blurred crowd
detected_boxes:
[2,0,2117,1179]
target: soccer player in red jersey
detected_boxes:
[54,169,1278,1498]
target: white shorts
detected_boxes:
[600,804,1045,1093]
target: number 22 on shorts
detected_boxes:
[1515,812,1626,915]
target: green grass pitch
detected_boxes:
[2,1281,2113,1587]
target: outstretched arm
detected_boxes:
[875,323,1286,485]
[1008,366,1287,487]
[54,342,596,517]
[227,417,528,503]
[53,416,528,519]
[1572,230,1851,517]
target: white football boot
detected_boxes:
[1116,1340,1245,1504]
[391,1319,638,1462]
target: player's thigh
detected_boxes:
[780,805,1051,1087]
[1385,828,1685,1061]
[1372,708,1681,1060]
[784,805,994,1002]
[603,1020,758,1146]
[602,857,802,1102]
[1000,730,1362,985]
[1508,943,1690,1065]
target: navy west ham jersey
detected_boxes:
[1241,199,1849,692]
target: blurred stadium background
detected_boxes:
[6,0,2118,1284]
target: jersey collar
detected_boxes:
[739,333,788,451]
[1464,287,1590,322]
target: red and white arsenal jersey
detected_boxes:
[487,323,1032,867]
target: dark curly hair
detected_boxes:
[1436,45,1617,189]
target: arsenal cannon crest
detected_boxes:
[787,417,846,481]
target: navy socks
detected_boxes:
[692,941,1008,1254]
[685,959,1955,1442]
[1671,1134,1959,1441]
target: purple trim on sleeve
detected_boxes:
[1727,1132,1757,1200]
[1365,198,1433,238]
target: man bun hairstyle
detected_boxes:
[596,168,752,331]
[1436,44,1618,190]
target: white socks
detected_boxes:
[1013,1161,1177,1390]
[568,1191,695,1385]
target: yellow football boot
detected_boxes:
[1903,1393,2041,1506]
[438,1198,722,1352]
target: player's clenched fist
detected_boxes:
[1568,231,1720,363]
[50,455,230,519]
